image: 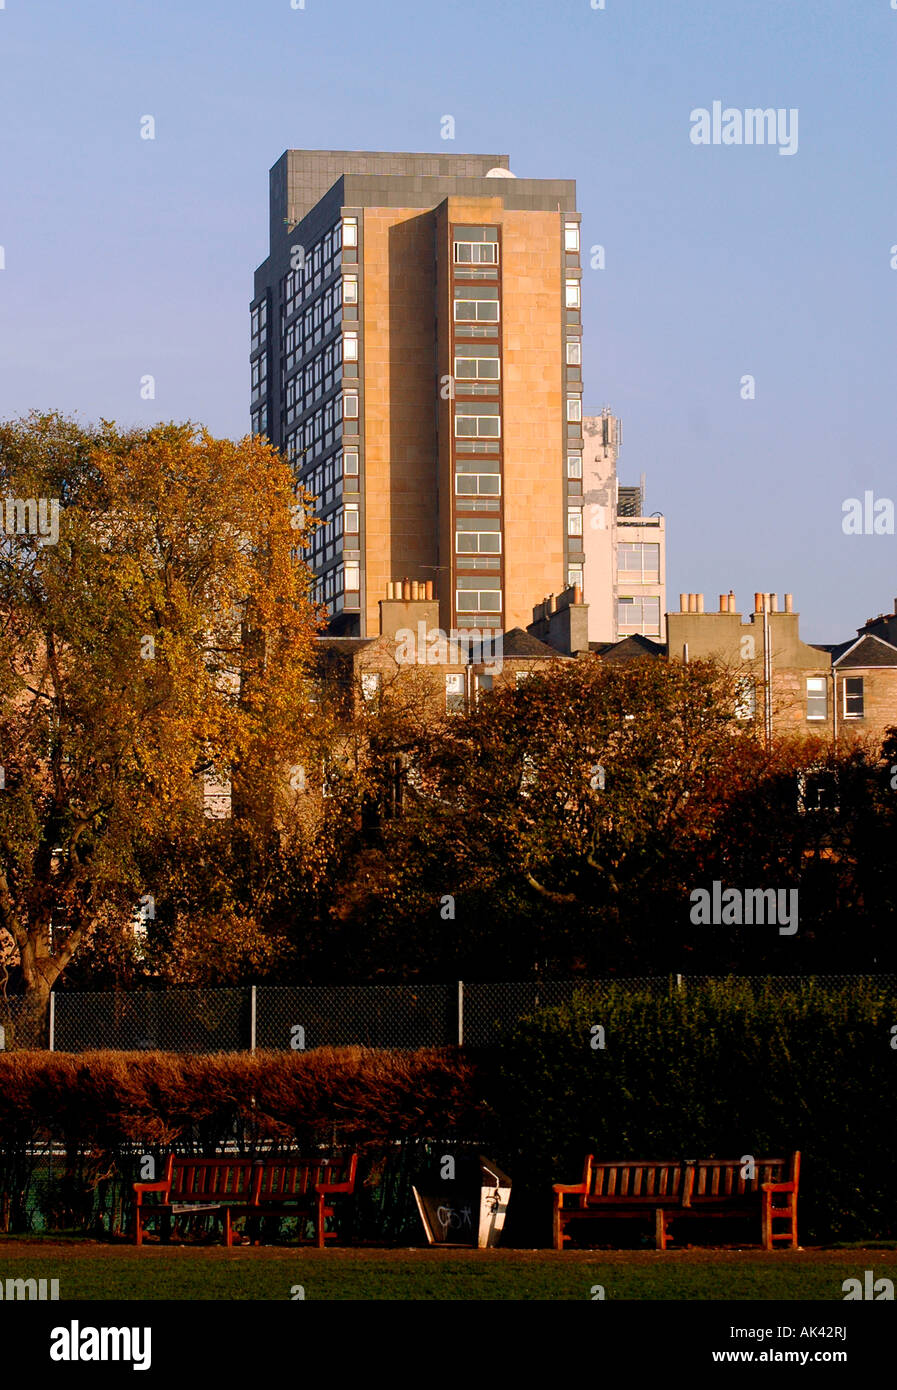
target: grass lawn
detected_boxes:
[1,1240,895,1300]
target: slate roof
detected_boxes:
[589,634,667,663]
[832,633,897,668]
[498,627,565,659]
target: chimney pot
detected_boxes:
[754,592,763,613]
[719,594,727,613]
[573,583,583,604]
[769,593,778,613]
[696,593,704,613]
[728,591,736,613]
[784,593,793,613]
[679,592,688,613]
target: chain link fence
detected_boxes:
[2,975,895,1054]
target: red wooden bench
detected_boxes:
[553,1153,800,1251]
[687,1154,800,1251]
[133,1156,258,1247]
[134,1153,358,1248]
[244,1154,358,1249]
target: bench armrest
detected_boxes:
[315,1154,358,1197]
[553,1183,587,1210]
[761,1181,796,1193]
[133,1181,171,1206]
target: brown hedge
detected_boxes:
[0,1047,482,1152]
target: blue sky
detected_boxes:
[1,0,895,641]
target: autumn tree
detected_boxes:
[0,411,324,1032]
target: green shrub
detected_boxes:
[491,979,897,1243]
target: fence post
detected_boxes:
[49,991,55,1052]
[250,985,257,1055]
[675,974,684,994]
[457,980,464,1047]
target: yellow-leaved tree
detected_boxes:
[0,411,325,1037]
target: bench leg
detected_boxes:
[224,1208,233,1248]
[655,1209,669,1252]
[316,1194,326,1250]
[553,1203,564,1251]
[135,1208,143,1247]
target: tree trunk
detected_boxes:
[13,976,52,1049]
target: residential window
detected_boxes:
[617,542,660,581]
[456,516,501,553]
[476,674,493,701]
[564,223,580,253]
[343,275,358,304]
[567,508,583,536]
[344,504,359,534]
[251,299,268,352]
[567,563,583,589]
[843,676,864,719]
[251,353,267,396]
[454,355,500,380]
[456,580,501,614]
[361,672,381,704]
[455,471,501,497]
[516,670,532,688]
[454,241,499,264]
[455,413,500,438]
[343,449,359,477]
[566,397,582,422]
[567,453,582,479]
[342,218,358,248]
[806,677,827,721]
[797,767,839,813]
[617,596,661,635]
[343,332,359,362]
[344,392,359,418]
[566,341,582,366]
[344,561,360,593]
[565,279,581,309]
[453,288,500,322]
[445,673,465,714]
[735,676,756,721]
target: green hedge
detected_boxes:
[491,980,897,1243]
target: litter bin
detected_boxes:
[413,1153,511,1248]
